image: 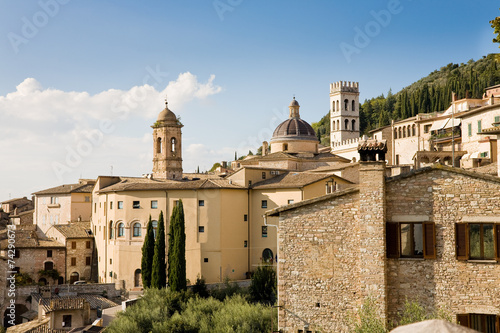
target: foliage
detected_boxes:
[192,275,209,298]
[249,264,276,306]
[15,272,33,286]
[209,162,221,172]
[0,326,5,333]
[491,10,500,46]
[209,277,247,301]
[311,112,331,146]
[141,215,155,288]
[38,269,60,280]
[168,200,187,292]
[152,211,166,289]
[106,288,276,333]
[394,298,452,328]
[349,297,388,333]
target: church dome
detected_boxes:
[289,98,300,107]
[157,100,178,124]
[271,118,317,141]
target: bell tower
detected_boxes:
[330,81,360,147]
[152,99,183,180]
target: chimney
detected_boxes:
[357,139,388,323]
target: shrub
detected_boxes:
[249,264,276,306]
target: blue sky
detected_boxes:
[0,0,499,200]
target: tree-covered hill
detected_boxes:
[312,53,500,145]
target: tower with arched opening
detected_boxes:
[329,81,360,147]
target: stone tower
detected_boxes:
[330,81,360,147]
[152,99,183,180]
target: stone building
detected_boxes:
[267,140,500,332]
[33,180,94,234]
[91,98,355,289]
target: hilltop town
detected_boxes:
[2,78,500,332]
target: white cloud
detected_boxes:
[0,73,222,200]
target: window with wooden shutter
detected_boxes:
[456,314,469,328]
[456,223,468,260]
[423,222,436,259]
[386,222,400,258]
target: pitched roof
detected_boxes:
[0,229,65,249]
[53,223,92,239]
[33,294,118,312]
[98,176,245,193]
[1,197,31,204]
[33,183,94,195]
[252,172,352,189]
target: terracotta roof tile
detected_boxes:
[252,172,350,189]
[33,183,94,195]
[53,223,92,239]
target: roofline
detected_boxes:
[455,102,500,119]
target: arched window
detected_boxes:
[344,99,349,111]
[262,248,274,264]
[332,101,335,112]
[134,269,142,287]
[109,221,113,239]
[44,261,54,270]
[332,120,336,131]
[407,126,411,137]
[133,223,141,237]
[412,124,416,136]
[118,223,124,237]
[336,100,339,111]
[156,137,162,154]
[352,119,356,131]
[398,127,402,139]
[171,137,176,152]
[152,221,158,239]
[336,120,340,131]
[345,119,349,130]
[403,127,406,138]
[394,128,398,139]
[352,100,355,112]
[70,272,79,284]
[38,278,47,286]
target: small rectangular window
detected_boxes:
[468,123,472,137]
[86,257,91,266]
[47,250,52,258]
[133,201,140,209]
[248,180,252,187]
[244,214,248,222]
[262,226,268,238]
[86,241,91,249]
[386,222,435,259]
[151,200,158,209]
[71,241,76,249]
[71,257,76,266]
[110,258,112,265]
[118,201,123,209]
[424,124,431,134]
[261,200,267,209]
[288,199,294,204]
[204,258,208,263]
[478,120,482,133]
[199,226,205,233]
[198,200,205,207]
[110,201,113,210]
[262,172,266,179]
[94,203,97,213]
[62,315,72,328]
[85,196,90,202]
[14,250,20,258]
[244,240,248,247]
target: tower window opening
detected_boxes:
[352,100,355,112]
[332,120,335,131]
[156,137,162,154]
[171,137,176,152]
[352,119,356,131]
[345,119,349,130]
[344,99,349,111]
[283,143,288,151]
[332,101,335,112]
[336,100,339,111]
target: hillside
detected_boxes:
[312,53,500,145]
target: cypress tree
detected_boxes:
[141,215,155,288]
[168,200,187,292]
[151,211,166,289]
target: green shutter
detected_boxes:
[478,120,482,133]
[468,123,472,137]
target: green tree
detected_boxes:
[151,211,166,289]
[168,200,187,292]
[141,215,155,288]
[249,264,276,306]
[349,297,387,333]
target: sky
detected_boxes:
[0,0,499,200]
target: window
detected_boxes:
[171,137,176,152]
[71,257,76,266]
[248,180,252,187]
[62,315,72,328]
[394,128,398,139]
[94,203,97,213]
[456,223,498,260]
[204,258,208,263]
[288,199,294,204]
[118,223,124,237]
[244,240,248,248]
[86,241,91,249]
[478,120,482,133]
[351,119,356,131]
[14,250,20,258]
[109,221,113,239]
[243,214,248,222]
[50,197,58,204]
[71,241,76,249]
[198,226,205,233]
[282,143,288,151]
[151,200,158,209]
[457,314,499,332]
[133,223,141,237]
[261,200,267,209]
[412,124,416,136]
[44,261,53,270]
[198,200,205,207]
[174,200,180,207]
[495,116,500,126]
[468,123,472,137]
[352,100,355,112]
[133,201,140,209]
[85,196,90,202]
[152,221,158,239]
[110,258,112,264]
[262,172,266,179]
[110,201,113,210]
[156,137,162,154]
[262,226,268,238]
[86,257,91,266]
[424,124,431,133]
[262,248,273,263]
[118,201,123,209]
[386,222,435,259]
[344,99,348,111]
[47,250,52,258]
[344,119,348,130]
